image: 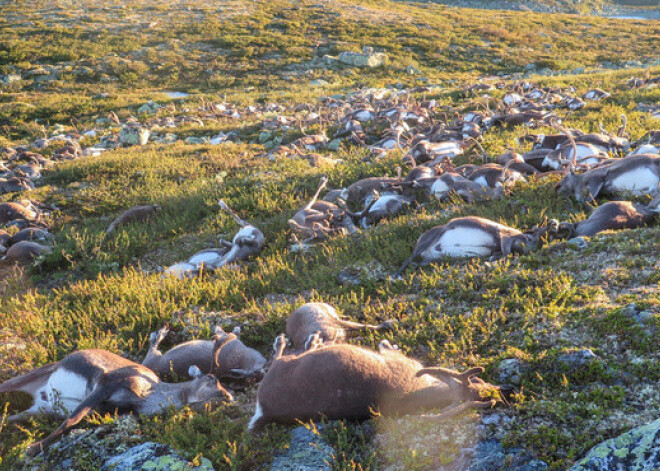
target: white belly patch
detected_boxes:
[188,251,223,266]
[431,179,450,196]
[41,369,91,414]
[610,167,659,194]
[427,228,496,258]
[369,195,399,213]
[473,176,489,188]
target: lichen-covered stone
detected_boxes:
[138,101,161,114]
[119,126,151,146]
[270,426,334,470]
[102,442,214,471]
[338,48,388,68]
[570,418,660,470]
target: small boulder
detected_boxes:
[338,47,388,68]
[137,101,161,114]
[119,126,151,146]
[567,237,588,250]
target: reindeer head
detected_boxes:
[187,364,233,405]
[416,366,505,405]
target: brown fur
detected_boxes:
[286,303,395,350]
[249,342,498,431]
[4,241,51,262]
[1,346,233,455]
[0,202,37,225]
[143,327,266,380]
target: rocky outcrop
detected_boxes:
[570,418,660,470]
[337,47,388,68]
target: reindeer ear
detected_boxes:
[213,333,237,371]
[188,365,203,378]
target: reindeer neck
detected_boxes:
[137,382,189,414]
[396,382,456,414]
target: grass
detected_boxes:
[0,0,659,469]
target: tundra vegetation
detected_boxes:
[0,0,659,469]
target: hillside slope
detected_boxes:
[0,0,659,469]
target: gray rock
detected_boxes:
[138,101,161,114]
[622,303,639,317]
[184,136,209,145]
[119,126,150,146]
[102,442,214,470]
[497,358,525,384]
[259,131,274,143]
[570,417,660,470]
[558,348,598,369]
[406,65,421,75]
[270,426,334,470]
[567,237,588,250]
[338,48,388,68]
[310,79,329,86]
[327,138,342,151]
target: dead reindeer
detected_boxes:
[0,201,39,226]
[358,191,414,228]
[540,141,607,171]
[143,325,266,381]
[0,176,34,194]
[3,241,51,263]
[248,338,502,432]
[163,201,264,278]
[8,227,52,245]
[286,303,396,350]
[406,140,463,164]
[106,204,161,235]
[290,123,329,151]
[214,200,265,266]
[396,216,557,276]
[583,89,611,101]
[557,154,660,203]
[288,177,380,242]
[495,152,540,175]
[0,342,234,456]
[339,168,404,207]
[429,172,495,203]
[558,197,660,238]
[467,160,526,192]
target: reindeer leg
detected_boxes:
[272,334,287,360]
[304,331,323,351]
[416,366,484,383]
[395,247,421,278]
[25,386,115,457]
[218,200,249,228]
[303,177,329,211]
